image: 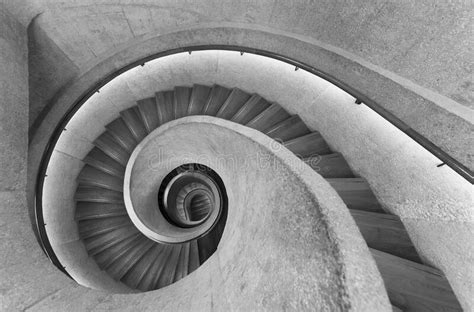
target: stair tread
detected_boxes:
[156,245,183,288]
[156,91,175,125]
[216,88,250,120]
[173,242,190,282]
[174,86,191,119]
[107,238,155,280]
[188,84,212,115]
[371,249,462,311]
[304,153,354,178]
[137,97,160,133]
[197,227,219,265]
[105,118,137,152]
[120,107,148,142]
[350,210,421,263]
[75,186,123,204]
[246,103,291,132]
[231,94,271,125]
[188,240,200,274]
[202,85,232,116]
[78,165,123,192]
[265,115,311,142]
[75,202,127,221]
[140,245,173,291]
[94,132,130,166]
[327,178,384,213]
[94,234,144,269]
[79,216,132,239]
[284,132,331,158]
[84,147,125,179]
[84,226,140,255]
[122,244,163,289]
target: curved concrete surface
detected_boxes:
[8,1,470,112]
[126,116,391,311]
[124,140,222,244]
[27,26,473,173]
[30,116,392,311]
[34,50,473,309]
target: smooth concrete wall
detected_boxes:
[45,51,473,309]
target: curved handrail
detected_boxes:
[35,45,473,278]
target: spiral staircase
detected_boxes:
[72,84,461,311]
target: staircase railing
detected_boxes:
[34,45,473,278]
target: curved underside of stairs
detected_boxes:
[39,84,463,311]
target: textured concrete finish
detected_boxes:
[2,114,392,310]
[36,51,473,309]
[44,135,133,292]
[0,5,28,191]
[27,16,80,128]
[124,116,390,311]
[403,220,474,312]
[5,1,471,109]
[0,8,78,307]
[26,27,473,194]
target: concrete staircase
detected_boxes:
[74,84,461,311]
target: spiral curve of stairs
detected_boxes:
[73,84,461,311]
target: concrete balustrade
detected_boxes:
[37,51,474,309]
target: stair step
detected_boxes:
[156,91,175,125]
[231,94,271,125]
[75,202,127,221]
[120,107,148,142]
[284,132,331,158]
[350,210,421,263]
[202,85,232,116]
[85,227,140,255]
[265,115,311,142]
[137,97,160,133]
[122,244,163,289]
[304,153,354,178]
[75,186,123,204]
[327,178,384,213]
[188,240,200,273]
[187,84,212,115]
[78,216,132,239]
[197,229,218,264]
[107,239,155,280]
[105,118,137,152]
[77,165,123,192]
[174,86,191,119]
[94,234,144,269]
[139,245,174,291]
[246,103,291,132]
[94,132,130,166]
[156,245,183,288]
[173,242,190,282]
[371,249,462,312]
[84,147,125,179]
[216,88,250,120]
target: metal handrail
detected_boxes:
[34,45,473,276]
